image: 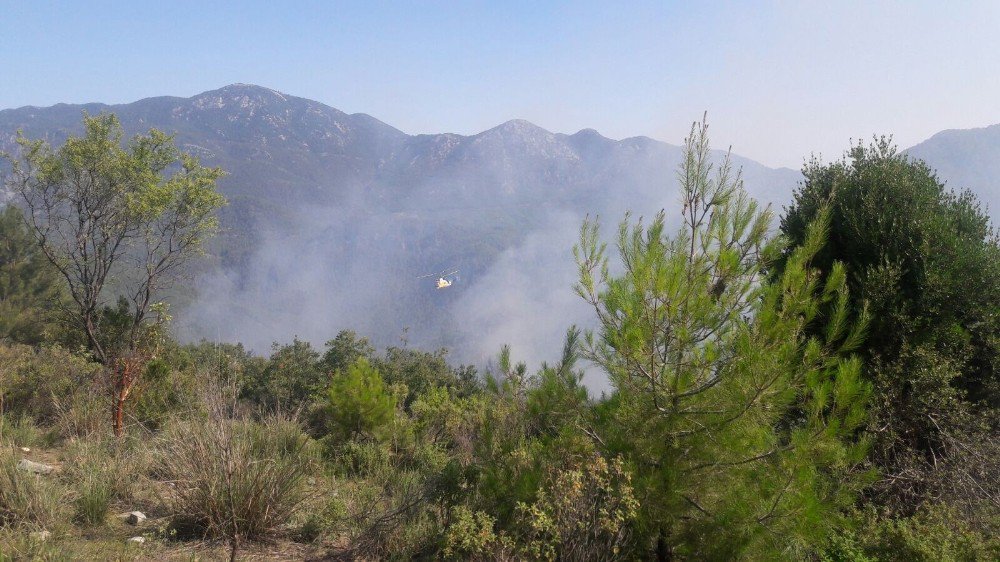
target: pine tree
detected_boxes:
[328,357,396,440]
[575,117,872,558]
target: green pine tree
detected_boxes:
[575,117,872,558]
[328,357,396,440]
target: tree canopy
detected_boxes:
[780,138,1000,513]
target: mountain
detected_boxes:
[0,85,801,369]
[905,124,1000,216]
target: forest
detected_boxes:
[0,113,998,561]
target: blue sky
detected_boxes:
[2,1,998,168]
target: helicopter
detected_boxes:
[417,268,459,289]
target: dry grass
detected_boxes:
[0,445,65,531]
[156,385,313,550]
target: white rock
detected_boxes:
[127,536,145,544]
[29,530,51,541]
[117,511,147,525]
[20,447,30,453]
[16,459,54,475]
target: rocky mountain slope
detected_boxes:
[0,85,805,364]
[905,124,1000,215]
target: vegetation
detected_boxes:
[4,113,226,436]
[0,205,65,345]
[780,139,1000,523]
[574,119,871,558]
[0,113,997,560]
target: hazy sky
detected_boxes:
[3,1,998,168]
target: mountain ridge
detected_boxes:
[0,84,860,363]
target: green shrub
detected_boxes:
[240,338,324,411]
[0,343,99,427]
[823,506,1000,562]
[512,455,638,561]
[329,440,393,478]
[51,392,105,440]
[442,506,512,560]
[0,414,54,450]
[297,492,349,544]
[132,357,200,431]
[61,437,151,526]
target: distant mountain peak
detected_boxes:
[208,83,289,97]
[487,119,549,135]
[190,83,295,112]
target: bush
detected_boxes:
[329,439,393,478]
[158,396,311,543]
[442,506,513,560]
[73,471,111,526]
[132,357,200,431]
[513,455,638,561]
[51,392,105,440]
[0,343,100,427]
[780,140,1000,511]
[240,338,324,411]
[0,414,54,450]
[822,505,1000,562]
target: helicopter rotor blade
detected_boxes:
[417,267,459,279]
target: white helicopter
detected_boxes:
[417,268,459,289]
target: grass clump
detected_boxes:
[0,446,64,530]
[158,388,312,546]
[72,471,112,527]
[61,436,153,527]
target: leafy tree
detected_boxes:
[376,346,478,407]
[0,205,64,344]
[328,357,396,440]
[575,118,871,558]
[321,330,375,375]
[4,113,226,436]
[780,139,1000,511]
[241,337,324,411]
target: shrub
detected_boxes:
[158,397,311,544]
[780,140,1000,511]
[0,414,53,450]
[442,506,513,560]
[0,343,100,427]
[820,505,1000,562]
[51,392,105,440]
[240,338,324,411]
[132,357,200,431]
[330,439,393,478]
[513,455,638,561]
[73,471,111,526]
[61,437,151,526]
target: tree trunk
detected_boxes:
[110,358,141,439]
[656,528,672,561]
[113,391,126,438]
